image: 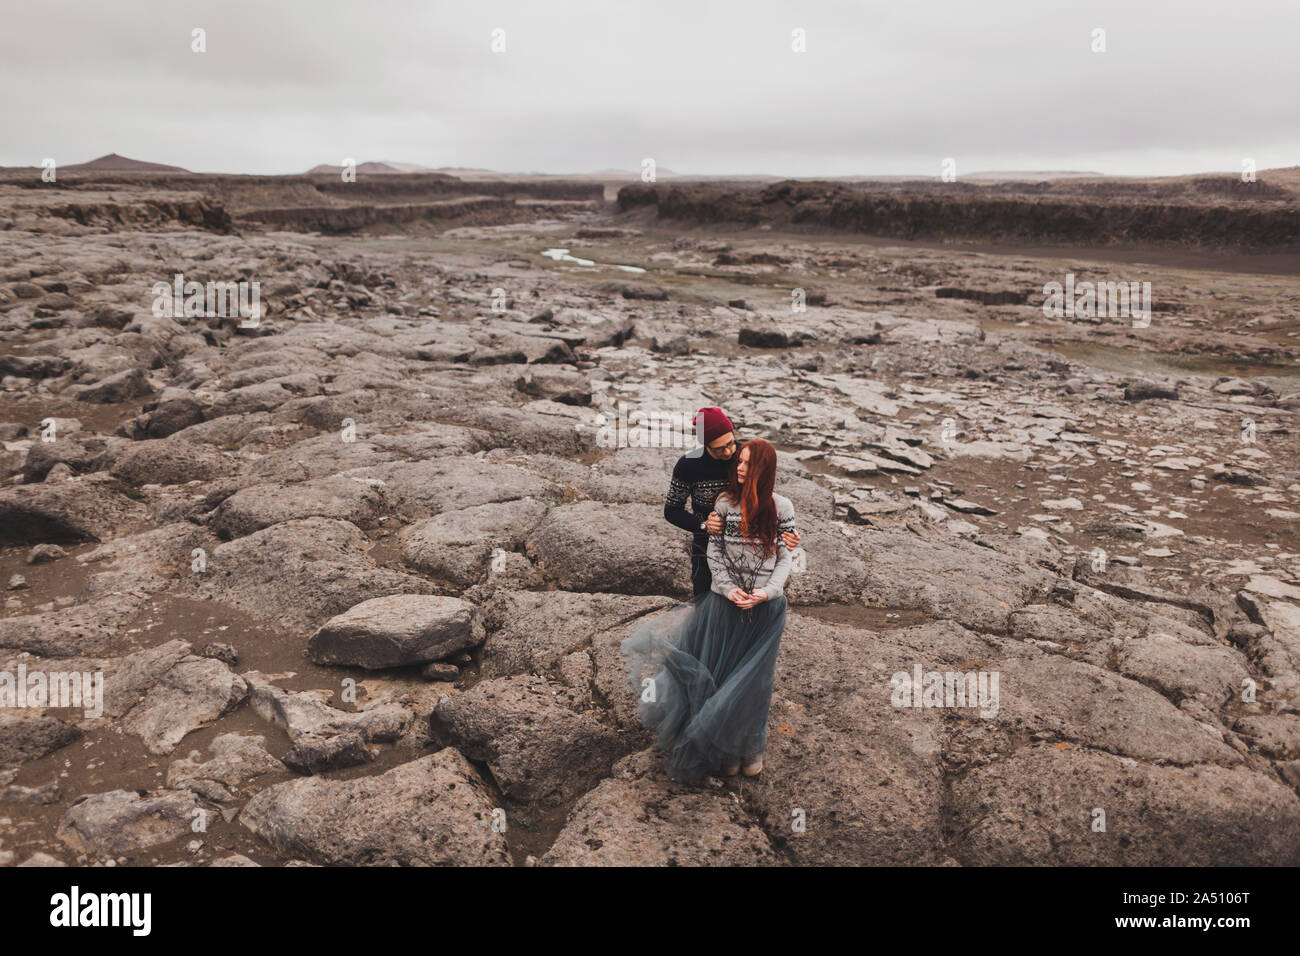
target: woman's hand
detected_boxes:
[726,588,751,606]
[747,588,768,605]
[705,511,723,534]
[781,530,800,550]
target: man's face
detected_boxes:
[706,431,737,460]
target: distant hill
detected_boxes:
[64,153,189,173]
[306,161,435,175]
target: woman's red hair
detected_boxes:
[720,439,779,559]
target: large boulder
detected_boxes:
[528,501,690,597]
[239,750,510,866]
[308,595,480,669]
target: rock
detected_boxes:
[211,474,389,538]
[1117,633,1251,708]
[528,501,690,597]
[239,750,510,866]
[540,751,778,866]
[859,527,1054,631]
[110,438,237,485]
[398,497,549,586]
[0,479,149,545]
[620,284,668,301]
[308,594,480,669]
[68,367,154,404]
[190,517,428,634]
[951,746,1300,864]
[421,662,460,681]
[430,675,625,805]
[242,671,409,752]
[514,367,591,405]
[121,656,249,754]
[57,789,199,857]
[0,714,82,764]
[479,589,675,679]
[738,327,790,349]
[26,543,68,564]
[7,573,27,590]
[1123,382,1179,401]
[282,732,374,773]
[165,733,286,802]
[134,397,206,438]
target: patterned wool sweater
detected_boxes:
[706,492,797,601]
[663,442,745,534]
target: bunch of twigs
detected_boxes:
[716,513,770,597]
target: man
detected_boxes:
[664,406,801,597]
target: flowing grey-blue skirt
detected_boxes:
[621,590,788,783]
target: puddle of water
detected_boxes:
[541,248,646,273]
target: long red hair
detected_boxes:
[720,439,779,559]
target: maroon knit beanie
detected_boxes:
[693,406,734,445]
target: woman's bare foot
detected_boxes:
[722,762,740,776]
[741,756,763,776]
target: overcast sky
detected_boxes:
[3,0,1297,178]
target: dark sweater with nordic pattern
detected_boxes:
[664,443,742,535]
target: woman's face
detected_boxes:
[736,446,750,484]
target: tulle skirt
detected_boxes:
[621,589,788,783]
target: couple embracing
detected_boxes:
[621,407,802,783]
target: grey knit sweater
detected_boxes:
[706,492,797,601]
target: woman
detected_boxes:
[622,438,796,782]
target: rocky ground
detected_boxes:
[1,178,1299,866]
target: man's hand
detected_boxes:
[705,511,723,534]
[782,530,801,550]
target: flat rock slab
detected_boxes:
[345,456,562,522]
[239,749,510,866]
[308,594,480,669]
[0,713,83,765]
[110,438,237,485]
[951,745,1300,865]
[57,789,199,858]
[1117,633,1251,709]
[859,526,1056,632]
